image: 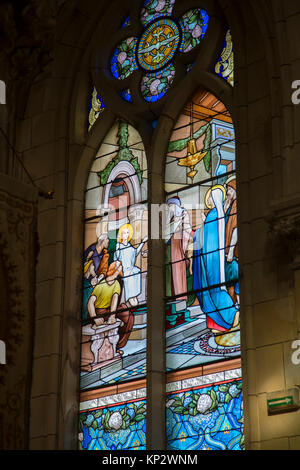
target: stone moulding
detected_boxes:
[0,174,37,449]
[267,196,300,267]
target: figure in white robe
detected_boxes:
[114,224,147,307]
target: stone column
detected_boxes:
[146,125,168,450]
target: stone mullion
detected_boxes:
[146,164,166,450]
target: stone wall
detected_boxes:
[228,0,300,450]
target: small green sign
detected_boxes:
[267,396,294,409]
[267,388,299,415]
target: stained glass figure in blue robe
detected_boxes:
[193,186,239,332]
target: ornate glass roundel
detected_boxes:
[136,18,180,72]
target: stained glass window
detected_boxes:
[215,30,234,86]
[111,38,139,80]
[79,381,146,450]
[109,3,209,103]
[84,0,240,452]
[179,9,209,53]
[121,15,130,28]
[165,90,242,449]
[80,120,148,449]
[166,361,243,450]
[141,64,175,102]
[88,87,105,131]
[141,0,176,26]
[120,89,133,103]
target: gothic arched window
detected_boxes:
[78,0,242,451]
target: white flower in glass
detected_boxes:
[118,52,127,65]
[192,24,202,38]
[157,0,166,11]
[108,411,123,430]
[166,399,175,408]
[196,394,212,414]
[150,79,160,95]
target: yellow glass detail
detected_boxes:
[137,18,180,71]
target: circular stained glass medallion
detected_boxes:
[137,18,180,72]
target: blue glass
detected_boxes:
[216,164,227,176]
[144,89,166,103]
[111,38,138,80]
[120,89,133,103]
[121,15,130,28]
[193,205,238,331]
[166,380,244,450]
[141,64,175,103]
[79,400,147,450]
[111,49,120,79]
[179,9,209,53]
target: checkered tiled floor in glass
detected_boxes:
[107,363,146,384]
[169,339,199,355]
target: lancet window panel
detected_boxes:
[165,90,242,450]
[79,380,147,450]
[166,369,243,450]
[79,119,148,449]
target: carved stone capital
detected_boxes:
[267,196,300,268]
[0,1,68,81]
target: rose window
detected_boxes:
[110,1,209,103]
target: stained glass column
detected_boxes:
[164,90,244,450]
[79,120,148,450]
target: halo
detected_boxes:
[118,223,134,243]
[205,185,226,209]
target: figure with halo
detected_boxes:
[193,185,239,344]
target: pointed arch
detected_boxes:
[34,0,288,452]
